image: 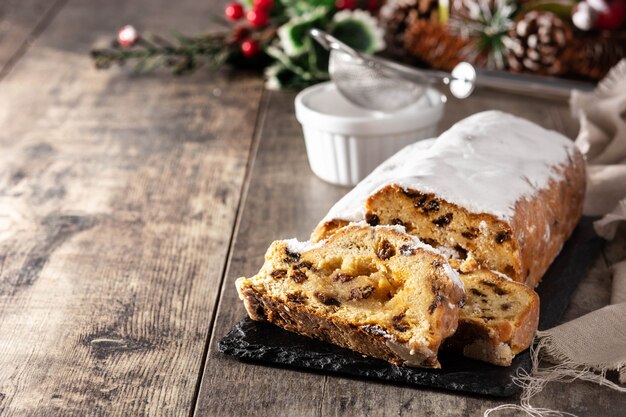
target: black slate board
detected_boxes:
[219,217,602,397]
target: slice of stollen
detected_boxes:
[446,269,540,366]
[236,223,464,368]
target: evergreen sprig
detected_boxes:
[91,32,237,75]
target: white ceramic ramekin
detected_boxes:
[295,81,445,186]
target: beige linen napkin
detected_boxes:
[612,261,626,305]
[487,60,626,416]
[570,57,626,380]
[573,59,626,221]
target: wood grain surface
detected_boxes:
[0,0,624,415]
[196,90,626,417]
[0,0,66,77]
[0,0,263,415]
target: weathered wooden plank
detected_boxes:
[0,0,65,75]
[0,0,264,415]
[194,90,332,417]
[199,88,626,416]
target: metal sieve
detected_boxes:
[310,29,592,112]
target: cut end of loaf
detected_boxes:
[365,185,524,282]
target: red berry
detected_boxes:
[225,2,244,21]
[241,39,260,57]
[596,0,626,30]
[367,0,381,12]
[246,9,269,27]
[117,25,139,48]
[335,0,357,10]
[253,0,274,11]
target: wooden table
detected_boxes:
[0,1,624,416]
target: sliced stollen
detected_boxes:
[312,111,586,288]
[447,269,540,366]
[236,223,465,368]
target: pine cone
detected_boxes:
[380,0,439,59]
[571,32,626,80]
[404,19,475,72]
[505,11,574,76]
[452,0,533,17]
[450,0,485,21]
[448,0,516,70]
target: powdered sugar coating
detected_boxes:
[284,238,325,254]
[443,261,464,291]
[285,222,441,257]
[319,111,578,224]
[490,269,514,281]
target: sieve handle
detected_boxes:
[447,63,595,101]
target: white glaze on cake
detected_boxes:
[319,111,578,224]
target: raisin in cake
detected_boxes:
[236,223,464,368]
[448,269,539,366]
[312,111,586,288]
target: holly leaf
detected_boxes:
[277,7,329,56]
[265,62,320,90]
[331,20,375,51]
[330,10,386,53]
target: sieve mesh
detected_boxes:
[329,50,429,112]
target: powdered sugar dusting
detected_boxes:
[284,238,325,254]
[397,236,440,256]
[491,270,514,281]
[436,245,462,260]
[443,261,464,290]
[318,111,578,225]
[366,222,407,234]
[285,222,449,262]
[372,222,449,257]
